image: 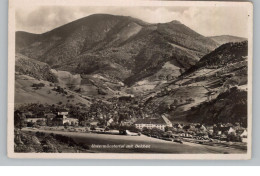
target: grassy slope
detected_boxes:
[15,74,91,107]
[15,53,58,83]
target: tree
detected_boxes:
[36,120,46,126]
[151,128,164,137]
[46,117,52,126]
[90,125,96,131]
[64,122,69,129]
[14,110,26,130]
[142,127,151,135]
[165,126,170,132]
[173,99,178,105]
[27,121,36,128]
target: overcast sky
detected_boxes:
[16,6,250,38]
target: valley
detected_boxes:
[14,14,249,153]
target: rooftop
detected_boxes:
[58,109,68,112]
[135,118,166,125]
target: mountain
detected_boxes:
[183,41,248,75]
[141,41,248,124]
[209,35,247,45]
[16,14,219,89]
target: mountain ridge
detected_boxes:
[16,13,219,89]
[209,35,247,45]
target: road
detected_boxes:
[22,128,247,154]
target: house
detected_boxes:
[240,130,248,143]
[120,120,134,126]
[173,123,183,129]
[67,118,79,126]
[134,116,172,131]
[214,126,236,135]
[220,134,228,141]
[24,112,33,118]
[239,129,248,137]
[52,110,78,126]
[183,124,196,131]
[26,118,46,123]
[207,126,214,134]
[237,129,248,143]
[106,118,114,126]
[227,127,236,134]
[88,120,99,126]
[195,124,207,131]
[57,109,68,117]
[161,115,173,127]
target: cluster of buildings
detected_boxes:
[25,109,79,126]
[133,116,247,143]
[24,108,247,143]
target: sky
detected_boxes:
[15,6,250,38]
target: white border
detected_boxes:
[7,0,253,160]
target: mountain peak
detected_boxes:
[169,20,182,24]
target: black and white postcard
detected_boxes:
[8,0,253,159]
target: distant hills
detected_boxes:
[209,35,247,45]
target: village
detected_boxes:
[14,102,248,152]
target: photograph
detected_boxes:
[7,0,253,159]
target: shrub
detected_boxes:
[67,95,75,99]
[31,83,45,90]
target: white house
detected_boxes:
[228,127,236,135]
[240,130,248,137]
[53,110,78,126]
[106,118,114,126]
[134,116,172,131]
[239,129,248,143]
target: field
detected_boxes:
[22,128,246,154]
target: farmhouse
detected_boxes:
[134,116,172,131]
